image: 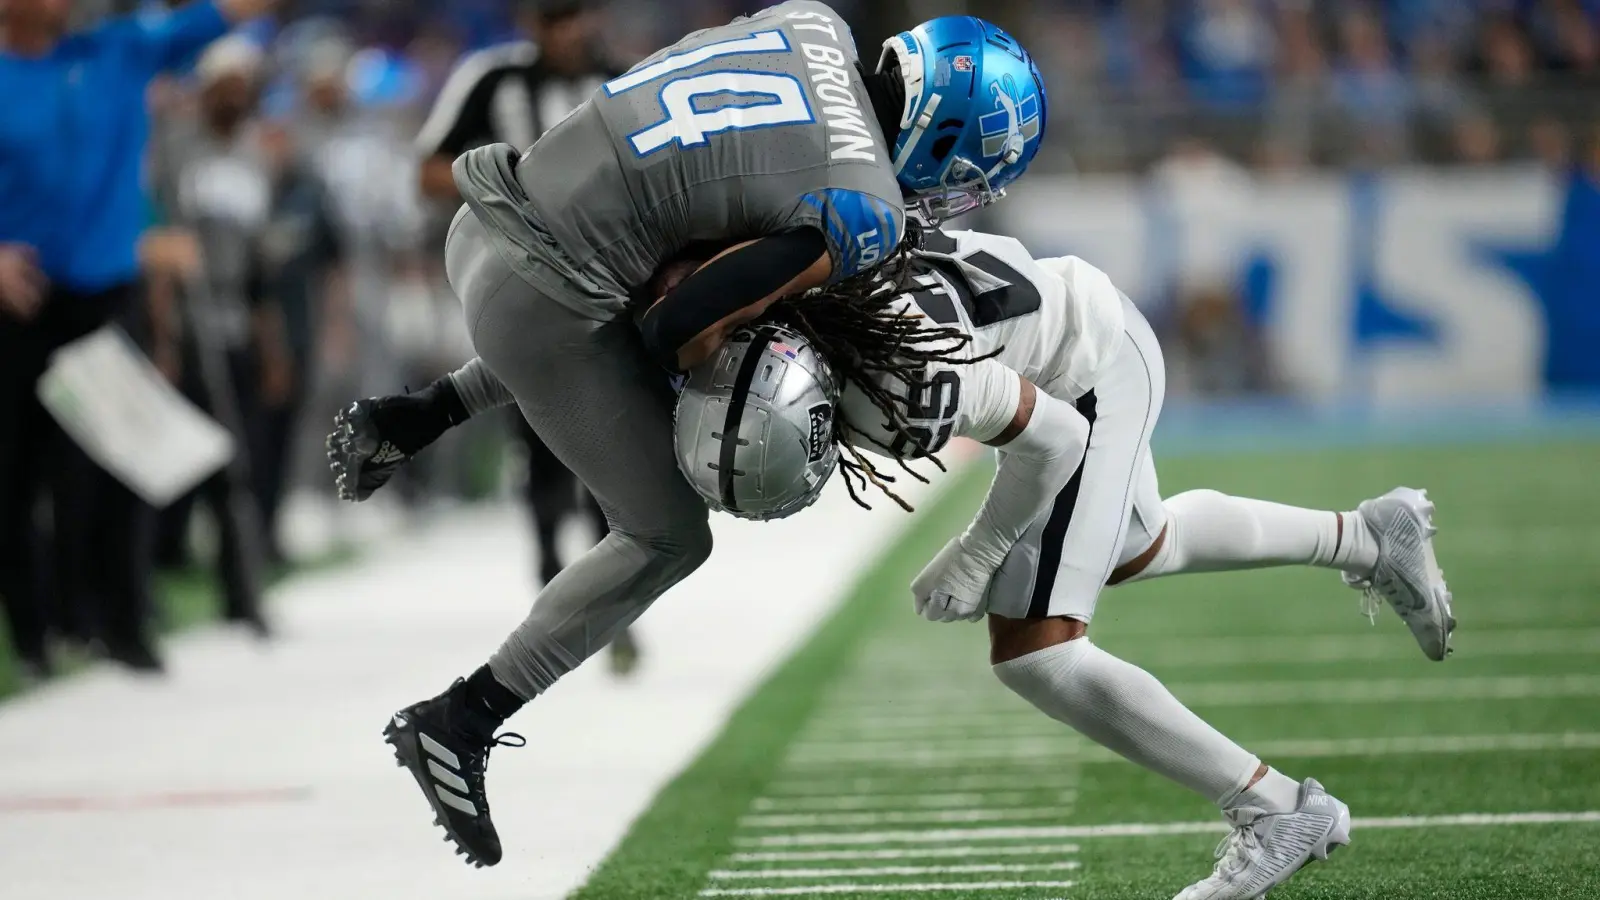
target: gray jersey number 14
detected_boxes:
[603,30,816,157]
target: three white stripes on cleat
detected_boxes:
[419,733,477,816]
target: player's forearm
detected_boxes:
[960,389,1090,570]
[640,229,830,371]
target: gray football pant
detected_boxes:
[443,208,713,701]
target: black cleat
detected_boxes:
[383,680,525,867]
[327,399,412,503]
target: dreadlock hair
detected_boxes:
[768,226,1001,513]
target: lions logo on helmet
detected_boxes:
[878,16,1048,224]
[673,326,841,522]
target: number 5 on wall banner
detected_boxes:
[37,326,235,508]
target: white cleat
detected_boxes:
[1342,486,1456,661]
[1173,779,1351,900]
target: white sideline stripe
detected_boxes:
[784,732,1600,766]
[699,880,1077,897]
[740,807,1071,829]
[708,861,1081,879]
[728,845,1081,863]
[734,811,1600,848]
[752,791,1076,813]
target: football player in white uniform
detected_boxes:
[671,226,1457,900]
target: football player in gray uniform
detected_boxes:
[327,7,1049,867]
[669,228,1455,900]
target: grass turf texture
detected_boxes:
[572,440,1600,900]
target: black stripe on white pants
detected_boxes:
[985,297,1168,622]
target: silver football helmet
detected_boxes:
[673,325,841,521]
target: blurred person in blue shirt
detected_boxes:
[1330,7,1415,162]
[1175,0,1278,110]
[0,0,278,678]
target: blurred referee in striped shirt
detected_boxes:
[413,0,643,676]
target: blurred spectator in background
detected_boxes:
[148,35,285,635]
[1262,5,1328,169]
[285,22,424,402]
[0,0,276,677]
[1150,136,1274,396]
[1330,7,1413,164]
[413,0,640,674]
[1177,0,1277,111]
[252,119,344,560]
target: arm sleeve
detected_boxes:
[637,228,827,370]
[447,356,517,416]
[117,1,230,74]
[957,385,1091,572]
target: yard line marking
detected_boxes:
[740,807,1072,829]
[787,738,1073,766]
[734,811,1600,848]
[699,880,1077,896]
[751,791,1077,813]
[783,732,1600,766]
[803,674,1600,732]
[1250,732,1600,758]
[727,845,1081,864]
[763,773,1092,797]
[826,628,1600,677]
[1172,674,1600,706]
[812,704,1036,723]
[707,861,1081,879]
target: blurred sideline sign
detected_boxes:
[37,326,235,508]
[999,167,1597,401]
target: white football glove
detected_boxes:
[911,537,994,623]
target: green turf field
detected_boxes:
[573,439,1600,900]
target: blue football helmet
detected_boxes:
[877,17,1048,224]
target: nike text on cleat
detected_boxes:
[383,680,525,867]
[1174,778,1352,900]
[1343,487,1456,661]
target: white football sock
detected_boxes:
[994,638,1261,807]
[1128,489,1378,583]
[1236,766,1303,814]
